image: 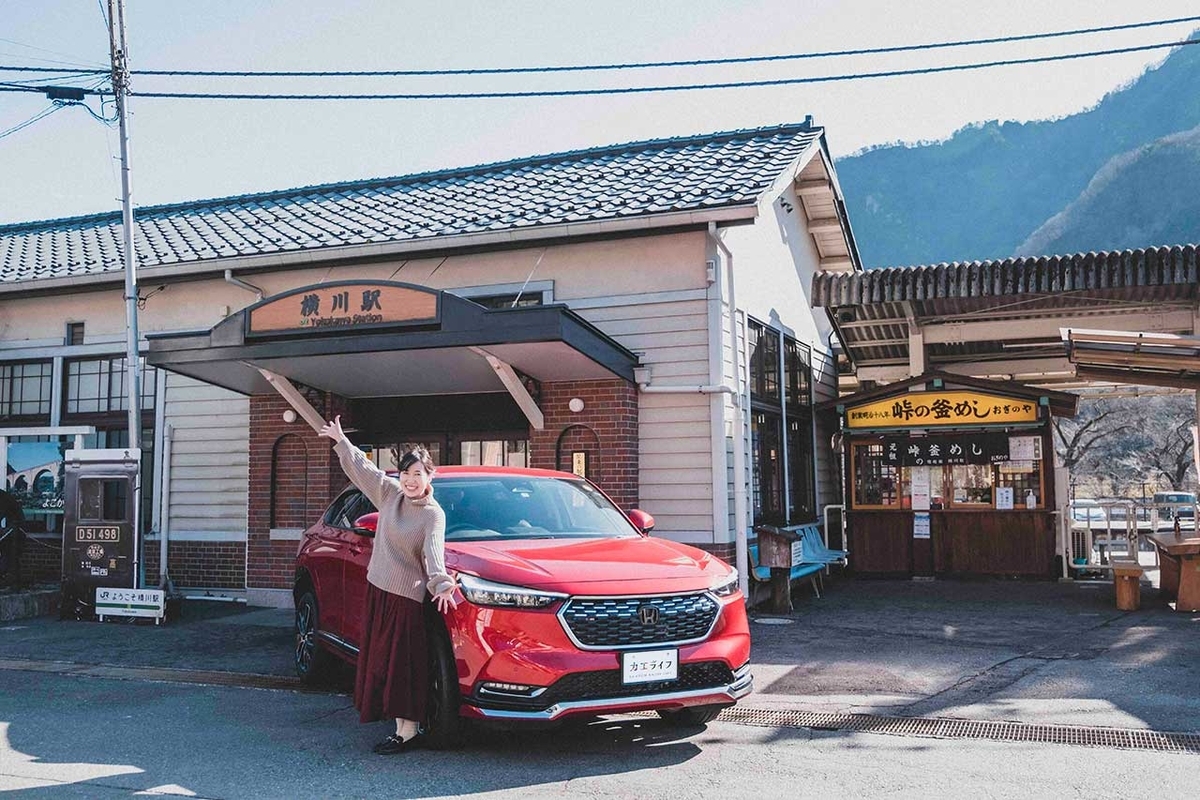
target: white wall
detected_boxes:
[160,373,249,541]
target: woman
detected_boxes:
[318,415,458,755]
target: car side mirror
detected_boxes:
[627,508,655,534]
[353,512,378,537]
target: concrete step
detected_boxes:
[0,587,60,622]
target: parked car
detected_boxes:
[293,465,752,748]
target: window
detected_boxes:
[851,441,1045,510]
[0,361,53,420]
[78,478,129,522]
[853,442,905,507]
[749,319,816,525]
[65,357,157,415]
[67,322,85,345]
[752,412,783,524]
[468,293,543,310]
[748,321,780,403]
[460,439,528,468]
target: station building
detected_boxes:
[0,122,859,606]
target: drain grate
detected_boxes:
[719,706,1200,754]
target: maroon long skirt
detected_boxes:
[354,584,429,724]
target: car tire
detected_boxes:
[294,590,336,686]
[656,705,725,725]
[422,619,463,750]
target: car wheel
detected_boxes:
[295,590,335,686]
[422,621,462,750]
[656,705,725,725]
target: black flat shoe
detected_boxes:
[372,734,416,755]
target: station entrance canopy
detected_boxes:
[146,281,639,429]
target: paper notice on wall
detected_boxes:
[913,512,931,539]
[995,486,1014,510]
[910,466,931,511]
[1009,436,1039,461]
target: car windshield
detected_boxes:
[434,476,638,542]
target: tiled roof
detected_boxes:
[1,123,821,285]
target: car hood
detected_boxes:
[446,535,733,595]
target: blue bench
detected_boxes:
[750,523,844,597]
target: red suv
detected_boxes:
[293,465,751,748]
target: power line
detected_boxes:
[125,38,1200,101]
[0,104,64,140]
[129,14,1200,77]
[0,14,1196,81]
[0,36,1195,102]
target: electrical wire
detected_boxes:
[130,14,1200,77]
[0,35,1195,102]
[121,38,1200,101]
[0,104,64,140]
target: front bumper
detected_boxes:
[463,661,753,722]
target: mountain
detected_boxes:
[1016,124,1200,255]
[835,37,1200,268]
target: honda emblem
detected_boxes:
[636,604,660,625]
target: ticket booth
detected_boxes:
[823,373,1077,579]
[60,448,141,618]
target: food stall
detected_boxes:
[823,373,1077,579]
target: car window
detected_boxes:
[325,490,366,529]
[436,476,636,541]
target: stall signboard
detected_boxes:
[995,487,1015,510]
[910,466,931,511]
[881,433,1011,466]
[246,282,440,337]
[913,512,931,539]
[846,391,1039,429]
[4,441,66,516]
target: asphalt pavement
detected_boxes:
[2,566,1198,737]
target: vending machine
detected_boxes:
[60,448,141,619]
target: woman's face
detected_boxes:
[399,461,433,500]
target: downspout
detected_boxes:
[159,423,173,589]
[224,269,264,301]
[708,222,749,601]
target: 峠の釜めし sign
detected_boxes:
[845,391,1038,429]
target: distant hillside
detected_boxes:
[1016,125,1200,255]
[835,36,1200,268]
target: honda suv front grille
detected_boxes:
[559,592,720,649]
[471,661,735,711]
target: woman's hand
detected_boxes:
[433,586,458,614]
[318,414,347,445]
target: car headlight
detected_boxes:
[457,573,567,609]
[710,570,740,598]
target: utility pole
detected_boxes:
[108,0,141,449]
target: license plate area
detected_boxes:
[621,648,678,684]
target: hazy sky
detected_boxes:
[1,0,1197,224]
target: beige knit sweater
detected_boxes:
[334,440,455,603]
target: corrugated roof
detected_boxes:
[811,245,1200,387]
[0,123,822,285]
[811,245,1199,307]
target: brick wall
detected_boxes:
[529,379,639,511]
[16,535,61,584]
[143,540,246,589]
[247,391,350,591]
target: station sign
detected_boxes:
[246,282,440,337]
[845,391,1039,429]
